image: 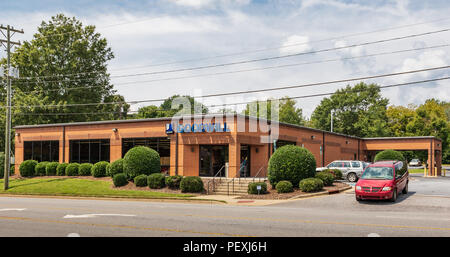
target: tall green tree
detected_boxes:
[136,95,208,119]
[386,104,416,137]
[310,82,389,137]
[243,97,305,125]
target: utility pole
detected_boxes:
[1,24,24,190]
[330,109,334,133]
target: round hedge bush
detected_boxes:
[78,163,93,176]
[180,176,204,193]
[35,161,49,176]
[166,175,183,189]
[315,171,334,186]
[248,182,268,194]
[45,162,59,176]
[113,173,128,187]
[275,180,294,193]
[19,160,38,177]
[325,169,343,180]
[299,178,324,192]
[148,173,166,189]
[66,163,80,176]
[123,146,160,180]
[56,163,68,176]
[134,174,148,187]
[91,161,109,177]
[107,158,124,177]
[268,145,316,187]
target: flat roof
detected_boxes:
[13,113,440,141]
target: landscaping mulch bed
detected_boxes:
[236,182,349,200]
[112,179,206,196]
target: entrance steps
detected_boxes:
[209,178,268,196]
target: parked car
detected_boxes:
[316,160,366,182]
[409,159,421,167]
[355,161,409,202]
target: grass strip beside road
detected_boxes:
[409,169,426,174]
[0,178,195,200]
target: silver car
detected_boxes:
[316,160,369,182]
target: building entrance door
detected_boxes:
[199,145,229,177]
[240,145,251,177]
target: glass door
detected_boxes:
[199,145,228,177]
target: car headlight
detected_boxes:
[356,186,361,190]
[382,186,392,191]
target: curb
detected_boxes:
[288,185,352,200]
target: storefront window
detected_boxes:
[24,141,59,162]
[69,139,110,163]
[273,140,296,152]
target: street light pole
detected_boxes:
[330,109,334,133]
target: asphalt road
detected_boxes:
[0,176,449,237]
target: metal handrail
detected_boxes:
[227,166,245,196]
[207,165,225,195]
[252,165,267,183]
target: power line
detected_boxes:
[20,43,450,94]
[6,67,450,109]
[16,27,450,82]
[12,16,450,79]
[12,76,450,116]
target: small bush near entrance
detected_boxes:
[123,146,161,180]
[315,171,334,186]
[299,178,324,192]
[107,158,124,178]
[268,145,316,188]
[45,162,59,176]
[275,181,293,193]
[248,182,268,194]
[35,162,49,176]
[91,161,109,177]
[66,163,80,176]
[148,173,166,189]
[180,176,204,193]
[56,163,68,176]
[20,160,38,177]
[324,169,343,180]
[79,163,93,176]
[113,173,128,187]
[134,174,148,187]
[166,175,183,189]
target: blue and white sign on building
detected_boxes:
[166,122,231,134]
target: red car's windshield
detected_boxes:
[361,166,394,180]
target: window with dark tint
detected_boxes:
[23,141,59,162]
[351,161,361,168]
[395,162,404,178]
[122,137,171,169]
[333,162,343,167]
[273,140,296,152]
[69,139,110,163]
[343,162,351,168]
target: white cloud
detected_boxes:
[279,35,312,55]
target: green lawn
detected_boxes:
[409,169,426,174]
[0,177,194,199]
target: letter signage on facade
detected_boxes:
[166,122,231,134]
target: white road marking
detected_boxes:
[0,208,26,212]
[63,214,136,219]
[67,233,80,237]
[368,233,380,237]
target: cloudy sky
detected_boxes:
[2,0,450,118]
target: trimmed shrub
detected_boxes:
[268,145,316,188]
[20,160,38,177]
[123,146,160,180]
[91,161,109,178]
[315,171,334,186]
[56,163,69,176]
[180,176,204,193]
[113,173,128,187]
[299,178,324,192]
[166,175,183,189]
[35,161,49,176]
[45,162,59,176]
[374,149,407,175]
[66,163,80,176]
[79,163,93,176]
[134,174,148,187]
[107,158,124,177]
[148,173,166,189]
[275,180,294,193]
[248,182,268,194]
[325,169,343,180]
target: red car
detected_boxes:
[355,161,409,202]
